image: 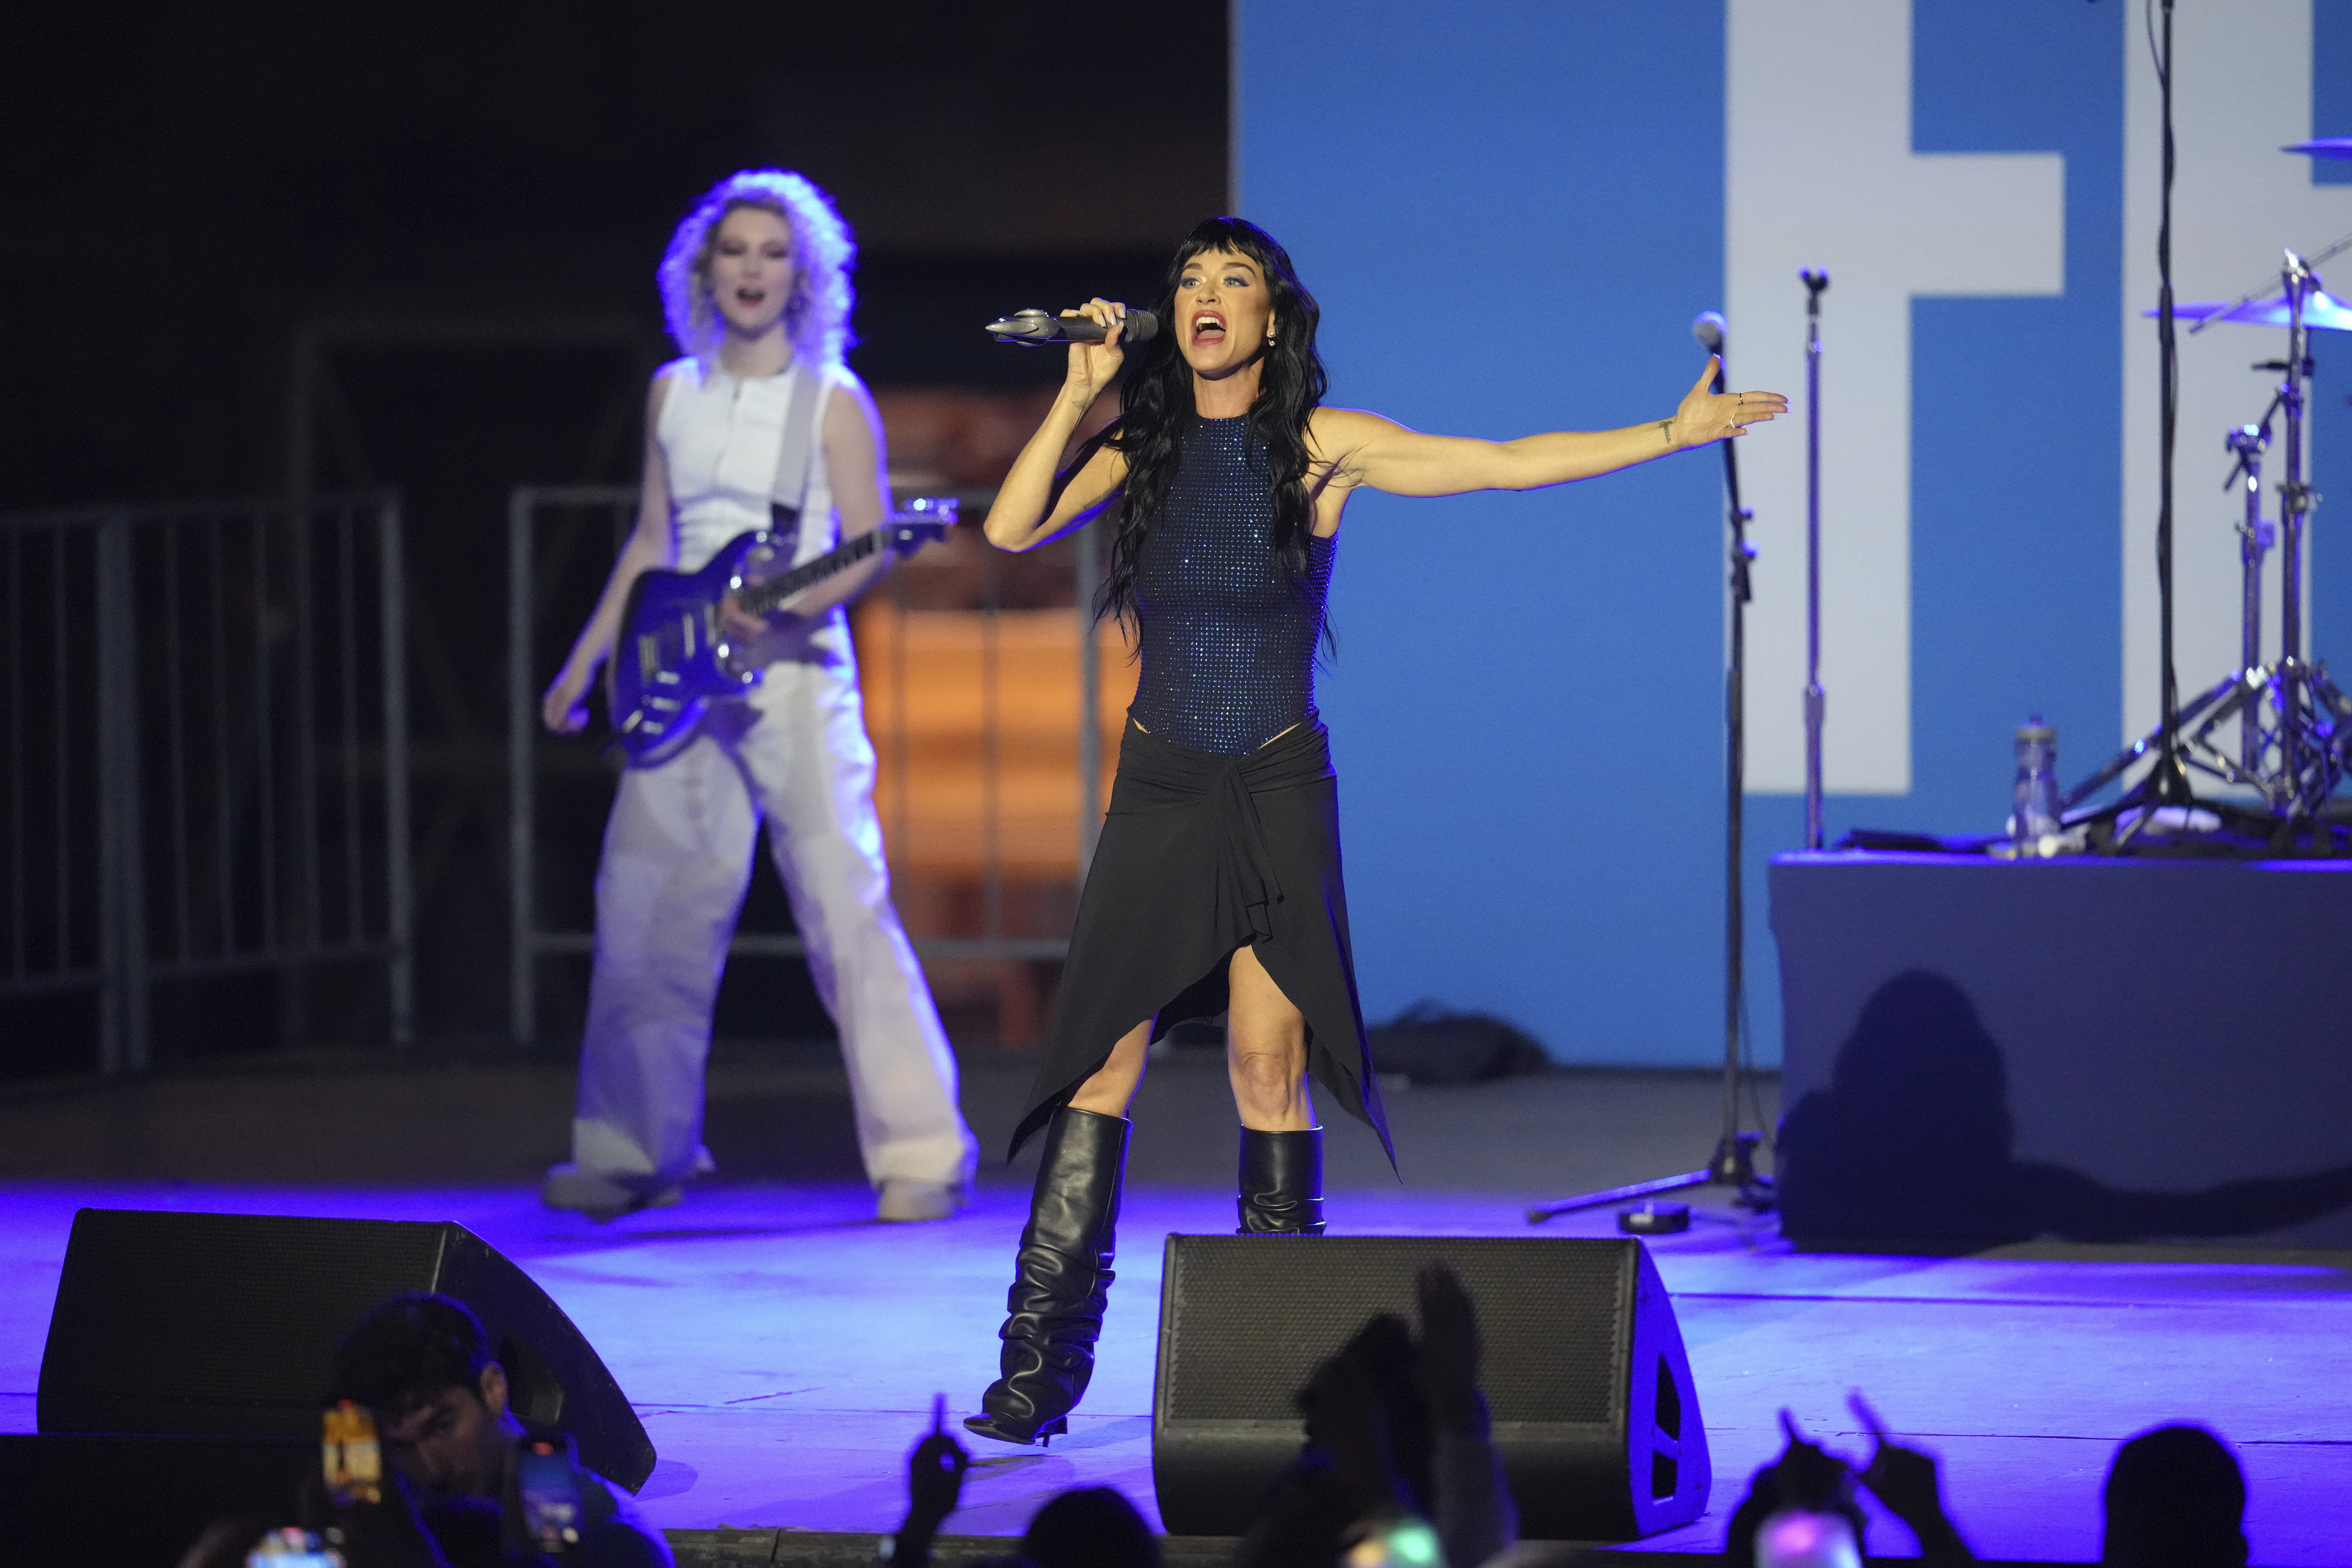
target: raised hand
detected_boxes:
[1861,1441,1947,1527]
[891,1398,971,1568]
[1772,1407,1858,1512]
[1300,1352,1401,1511]
[1672,356,1787,448]
[1058,296,1132,408]
[904,1429,969,1527]
[1413,1263,1486,1436]
[903,1399,971,1531]
[1851,1391,1974,1561]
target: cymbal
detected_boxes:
[2143,292,2352,331]
[2282,138,2352,159]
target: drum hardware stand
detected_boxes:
[2067,253,2351,841]
[1526,302,1801,1228]
[2225,420,2275,775]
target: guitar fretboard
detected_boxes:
[737,530,887,618]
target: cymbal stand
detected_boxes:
[2274,252,2322,801]
[2225,419,2273,775]
[2066,253,2352,832]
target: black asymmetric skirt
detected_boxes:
[1008,718,1395,1166]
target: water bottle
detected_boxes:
[2011,716,2062,854]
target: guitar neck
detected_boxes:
[737,530,885,618]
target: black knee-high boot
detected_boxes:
[965,1107,1129,1445]
[1238,1127,1325,1234]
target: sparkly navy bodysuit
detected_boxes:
[1128,413,1336,756]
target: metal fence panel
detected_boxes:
[0,494,413,1071]
[1,522,105,1003]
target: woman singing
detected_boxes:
[963,216,1785,1445]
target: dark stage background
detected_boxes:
[0,1,1224,1066]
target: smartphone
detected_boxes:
[1343,1515,1442,1568]
[246,1526,344,1567]
[321,1400,382,1507]
[518,1437,585,1553]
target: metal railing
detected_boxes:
[0,494,412,1071]
[506,485,1108,1043]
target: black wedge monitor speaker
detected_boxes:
[1152,1235,1708,1542]
[33,1209,656,1490]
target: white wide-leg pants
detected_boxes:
[570,654,978,1194]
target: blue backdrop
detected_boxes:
[1235,0,2352,1066]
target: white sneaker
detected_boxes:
[541,1163,683,1222]
[875,1180,964,1223]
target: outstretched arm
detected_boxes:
[1325,357,1785,498]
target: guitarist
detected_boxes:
[538,169,977,1222]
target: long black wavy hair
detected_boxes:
[1094,216,1328,630]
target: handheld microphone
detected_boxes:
[987,308,1161,346]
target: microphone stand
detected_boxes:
[1526,332,1777,1227]
[1802,270,1829,848]
[2079,0,2194,831]
[2148,0,2191,808]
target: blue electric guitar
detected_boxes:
[611,496,957,764]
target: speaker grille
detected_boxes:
[42,1212,452,1416]
[1161,1236,1627,1425]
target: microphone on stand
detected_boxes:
[987,308,1161,346]
[1522,305,1774,1228]
[1693,311,1728,390]
[1693,311,1742,515]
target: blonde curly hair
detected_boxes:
[658,169,856,366]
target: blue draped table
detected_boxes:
[1769,850,2352,1251]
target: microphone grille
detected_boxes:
[1692,311,1726,350]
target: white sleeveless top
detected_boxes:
[655,355,853,574]
[654,355,859,669]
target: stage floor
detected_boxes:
[1,1050,2346,1563]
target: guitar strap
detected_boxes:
[767,361,830,562]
